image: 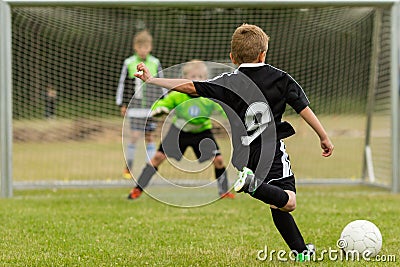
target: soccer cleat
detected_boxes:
[220,192,235,199]
[296,253,309,262]
[305,243,316,256]
[233,167,255,193]
[127,188,142,200]
[123,167,132,179]
[296,243,315,262]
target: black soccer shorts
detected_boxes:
[247,140,296,193]
[158,125,221,163]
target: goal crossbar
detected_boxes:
[3,0,398,7]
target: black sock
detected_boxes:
[136,164,157,191]
[270,208,307,253]
[251,183,289,208]
[215,167,228,195]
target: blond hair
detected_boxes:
[181,60,208,79]
[230,24,270,64]
[133,30,153,45]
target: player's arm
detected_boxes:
[299,106,334,157]
[116,62,131,116]
[135,62,198,96]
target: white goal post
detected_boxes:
[391,1,400,194]
[1,0,399,198]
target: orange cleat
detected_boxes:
[127,188,142,200]
[220,192,235,199]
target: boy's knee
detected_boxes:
[213,155,224,168]
[281,190,297,212]
[150,152,166,167]
[282,201,296,212]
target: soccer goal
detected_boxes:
[1,0,399,198]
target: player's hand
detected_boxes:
[120,106,127,116]
[135,62,152,82]
[320,138,334,157]
[150,107,170,117]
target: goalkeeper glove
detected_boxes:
[150,107,170,117]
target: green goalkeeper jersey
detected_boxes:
[152,91,226,133]
[116,53,164,109]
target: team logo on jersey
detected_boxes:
[188,105,200,117]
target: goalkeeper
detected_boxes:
[127,60,235,200]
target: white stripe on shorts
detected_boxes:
[280,140,293,178]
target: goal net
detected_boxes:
[4,3,395,190]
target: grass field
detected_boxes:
[7,114,396,265]
[0,186,399,266]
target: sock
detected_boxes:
[146,142,156,162]
[251,183,289,208]
[215,167,228,195]
[270,208,308,254]
[126,143,136,168]
[136,164,157,190]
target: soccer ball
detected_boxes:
[339,220,382,258]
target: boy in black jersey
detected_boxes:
[134,24,334,261]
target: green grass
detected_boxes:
[0,186,399,266]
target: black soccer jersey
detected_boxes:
[193,62,309,178]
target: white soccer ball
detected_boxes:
[339,220,382,258]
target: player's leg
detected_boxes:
[128,150,166,200]
[124,126,141,179]
[136,151,166,190]
[213,154,235,198]
[128,125,187,199]
[213,155,228,194]
[264,185,313,259]
[144,117,157,162]
[268,180,313,261]
[159,125,187,162]
[235,140,298,208]
[246,176,310,257]
[270,206,309,257]
[235,173,310,256]
[235,171,293,206]
[213,155,234,198]
[191,130,234,198]
[250,182,295,210]
[234,140,312,259]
